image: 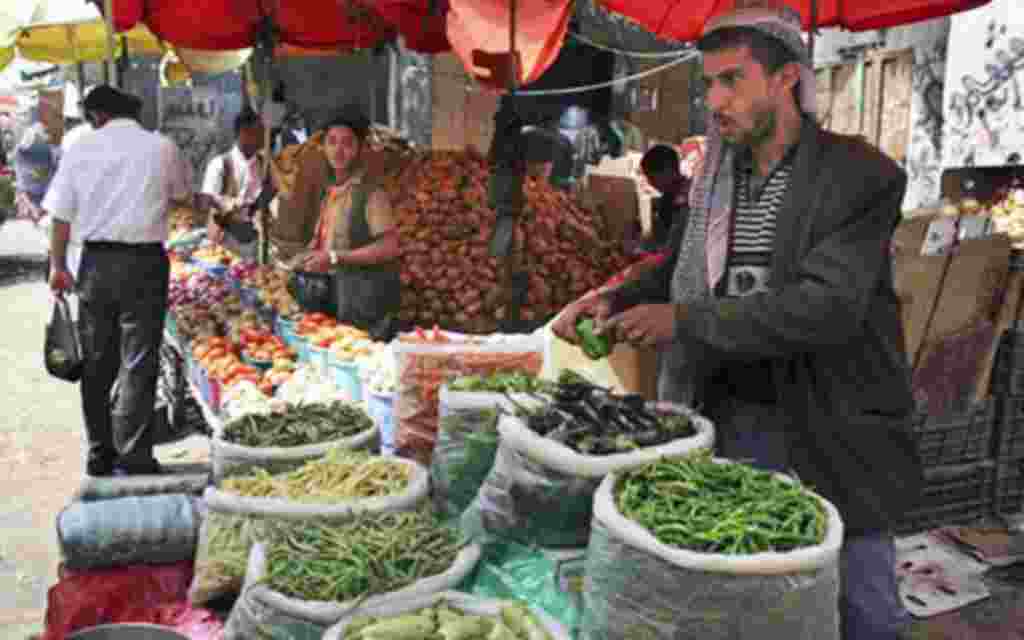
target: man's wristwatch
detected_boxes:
[329,251,339,267]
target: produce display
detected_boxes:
[448,371,548,394]
[386,151,632,333]
[222,449,411,501]
[264,509,462,602]
[616,453,827,554]
[191,336,264,389]
[192,244,235,267]
[361,343,398,395]
[221,400,374,448]
[506,381,695,454]
[988,187,1024,246]
[238,327,295,364]
[339,601,554,640]
[190,512,250,604]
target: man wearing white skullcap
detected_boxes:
[555,6,921,638]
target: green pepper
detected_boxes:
[575,316,612,360]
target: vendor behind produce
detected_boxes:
[204,107,266,253]
[626,144,691,254]
[293,105,400,338]
[555,6,922,639]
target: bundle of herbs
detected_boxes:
[222,401,374,447]
[615,452,828,555]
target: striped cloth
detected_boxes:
[720,159,793,297]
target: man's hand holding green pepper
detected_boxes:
[552,292,612,346]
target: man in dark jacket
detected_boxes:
[555,6,922,639]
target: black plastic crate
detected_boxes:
[994,458,1024,516]
[894,460,995,535]
[912,402,996,467]
[995,395,1024,460]
[993,330,1024,396]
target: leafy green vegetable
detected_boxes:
[449,371,548,394]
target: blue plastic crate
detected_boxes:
[329,360,364,404]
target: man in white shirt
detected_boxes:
[203,107,265,246]
[46,85,196,477]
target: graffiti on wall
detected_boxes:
[945,19,1024,167]
[397,49,432,148]
[904,30,949,209]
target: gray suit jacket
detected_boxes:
[610,118,923,535]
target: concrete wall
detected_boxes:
[813,18,951,210]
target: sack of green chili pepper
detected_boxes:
[461,403,714,548]
[322,591,569,640]
[224,511,482,640]
[431,387,542,520]
[211,400,379,483]
[579,456,844,640]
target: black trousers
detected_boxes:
[76,243,169,466]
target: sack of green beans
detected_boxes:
[580,454,844,640]
[224,510,482,640]
[462,403,714,548]
[322,591,569,640]
[431,387,542,520]
[210,400,379,483]
[190,451,429,606]
[206,450,429,520]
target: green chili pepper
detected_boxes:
[575,316,612,360]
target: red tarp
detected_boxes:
[597,0,992,44]
[111,0,449,53]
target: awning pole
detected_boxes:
[103,0,118,87]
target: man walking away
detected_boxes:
[45,85,195,476]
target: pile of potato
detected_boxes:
[386,150,632,333]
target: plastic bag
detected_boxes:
[431,388,540,520]
[465,540,585,635]
[393,332,544,465]
[580,466,844,640]
[43,561,225,640]
[188,511,252,607]
[322,591,569,640]
[45,295,83,382]
[464,403,715,548]
[224,540,481,639]
[58,495,201,571]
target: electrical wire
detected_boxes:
[510,49,700,96]
[567,30,693,59]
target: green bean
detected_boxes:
[223,401,374,447]
[615,451,827,555]
[263,508,463,602]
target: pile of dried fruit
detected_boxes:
[385,151,632,333]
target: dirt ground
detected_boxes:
[0,222,207,639]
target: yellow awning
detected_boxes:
[0,18,254,81]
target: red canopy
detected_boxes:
[598,0,992,44]
[110,0,449,53]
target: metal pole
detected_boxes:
[103,0,118,87]
[808,0,817,61]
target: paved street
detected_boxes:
[0,221,206,639]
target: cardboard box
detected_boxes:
[584,174,639,246]
[607,343,659,401]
